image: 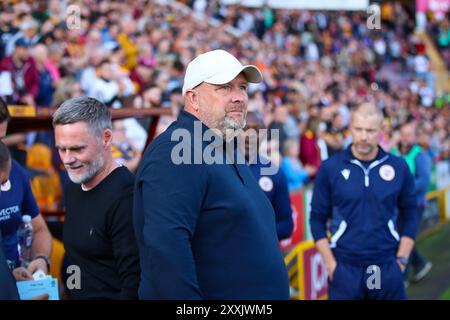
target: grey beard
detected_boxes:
[220,115,246,136]
[67,155,105,185]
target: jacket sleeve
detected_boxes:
[273,169,294,240]
[134,141,207,299]
[397,160,419,240]
[109,186,141,299]
[309,162,332,241]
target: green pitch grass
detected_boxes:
[407,222,450,300]
[439,287,450,300]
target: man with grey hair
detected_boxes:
[134,50,290,299]
[53,96,140,299]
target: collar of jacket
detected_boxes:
[342,144,390,163]
[177,109,205,126]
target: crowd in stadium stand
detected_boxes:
[427,8,450,69]
[0,0,448,198]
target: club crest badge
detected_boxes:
[0,179,11,192]
[379,164,395,181]
[259,176,274,192]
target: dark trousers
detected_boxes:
[398,206,428,278]
[405,206,428,277]
[328,260,407,300]
[408,248,427,272]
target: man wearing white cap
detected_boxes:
[181,49,262,135]
[133,50,290,299]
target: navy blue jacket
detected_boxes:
[249,159,293,240]
[133,110,290,299]
[310,146,418,266]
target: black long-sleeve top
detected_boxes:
[63,166,140,299]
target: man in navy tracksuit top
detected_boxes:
[248,160,293,240]
[243,111,293,241]
[133,50,289,299]
[310,103,418,300]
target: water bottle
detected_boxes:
[17,215,33,267]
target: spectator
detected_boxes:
[53,77,83,106]
[268,105,289,154]
[130,57,155,95]
[117,17,138,70]
[5,18,39,57]
[80,49,104,94]
[413,52,430,81]
[134,86,162,109]
[87,59,134,108]
[111,119,141,173]
[45,42,63,83]
[0,0,442,164]
[323,112,345,157]
[299,115,322,179]
[0,37,39,105]
[281,139,313,192]
[392,123,433,285]
[33,44,54,107]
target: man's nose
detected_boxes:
[61,151,76,164]
[231,89,247,104]
[361,131,368,140]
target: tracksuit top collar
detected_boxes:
[343,144,390,163]
[342,144,390,187]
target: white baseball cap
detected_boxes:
[182,49,263,96]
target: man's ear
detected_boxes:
[103,129,113,147]
[186,90,200,111]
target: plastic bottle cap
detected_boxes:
[22,215,32,223]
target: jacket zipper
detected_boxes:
[350,155,389,187]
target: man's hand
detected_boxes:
[30,294,49,300]
[396,236,414,273]
[13,267,33,281]
[27,258,49,275]
[327,261,338,281]
[397,261,406,273]
[315,238,337,281]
